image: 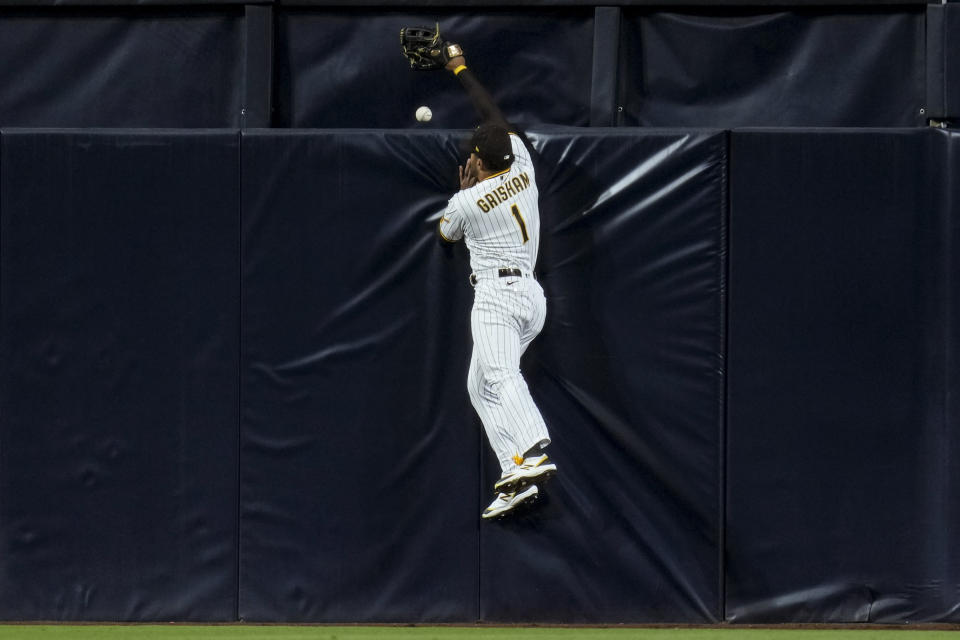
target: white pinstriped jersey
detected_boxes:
[439,134,540,275]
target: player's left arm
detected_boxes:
[436,156,480,245]
[445,55,511,132]
[444,53,537,161]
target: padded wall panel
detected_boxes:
[944,130,960,623]
[0,9,243,127]
[240,129,726,622]
[619,9,924,127]
[275,10,594,128]
[0,130,240,620]
[727,129,960,623]
[478,130,726,623]
[946,6,960,121]
[240,130,480,622]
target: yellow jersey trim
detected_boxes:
[453,65,467,76]
[481,168,510,182]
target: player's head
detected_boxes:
[468,123,514,173]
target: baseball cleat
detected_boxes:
[493,454,557,494]
[482,485,539,520]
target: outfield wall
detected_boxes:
[0,127,957,624]
[0,0,958,626]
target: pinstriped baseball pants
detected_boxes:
[467,275,551,474]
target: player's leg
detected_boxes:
[471,285,550,469]
[489,280,556,494]
[515,278,551,454]
[467,348,519,472]
[469,351,544,519]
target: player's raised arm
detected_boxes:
[443,54,511,132]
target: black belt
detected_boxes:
[469,268,524,286]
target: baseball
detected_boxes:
[415,106,433,122]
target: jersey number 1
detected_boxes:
[510,204,529,244]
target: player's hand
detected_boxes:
[446,55,466,72]
[459,158,478,190]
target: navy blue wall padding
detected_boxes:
[926,4,948,121]
[947,133,960,615]
[619,9,925,127]
[239,129,726,622]
[726,129,960,623]
[942,4,960,121]
[0,6,939,129]
[0,131,240,620]
[239,130,480,622]
[274,10,594,129]
[478,131,726,623]
[0,10,243,127]
[1,125,958,623]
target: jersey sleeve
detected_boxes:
[438,196,465,243]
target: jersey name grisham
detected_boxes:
[475,172,532,212]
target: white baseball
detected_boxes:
[415,106,433,122]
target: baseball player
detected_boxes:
[435,50,557,519]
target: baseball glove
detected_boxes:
[400,23,463,71]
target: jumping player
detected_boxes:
[436,52,557,519]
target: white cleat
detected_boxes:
[482,485,539,520]
[493,454,557,494]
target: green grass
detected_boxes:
[0,627,958,640]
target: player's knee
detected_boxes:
[486,370,523,394]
